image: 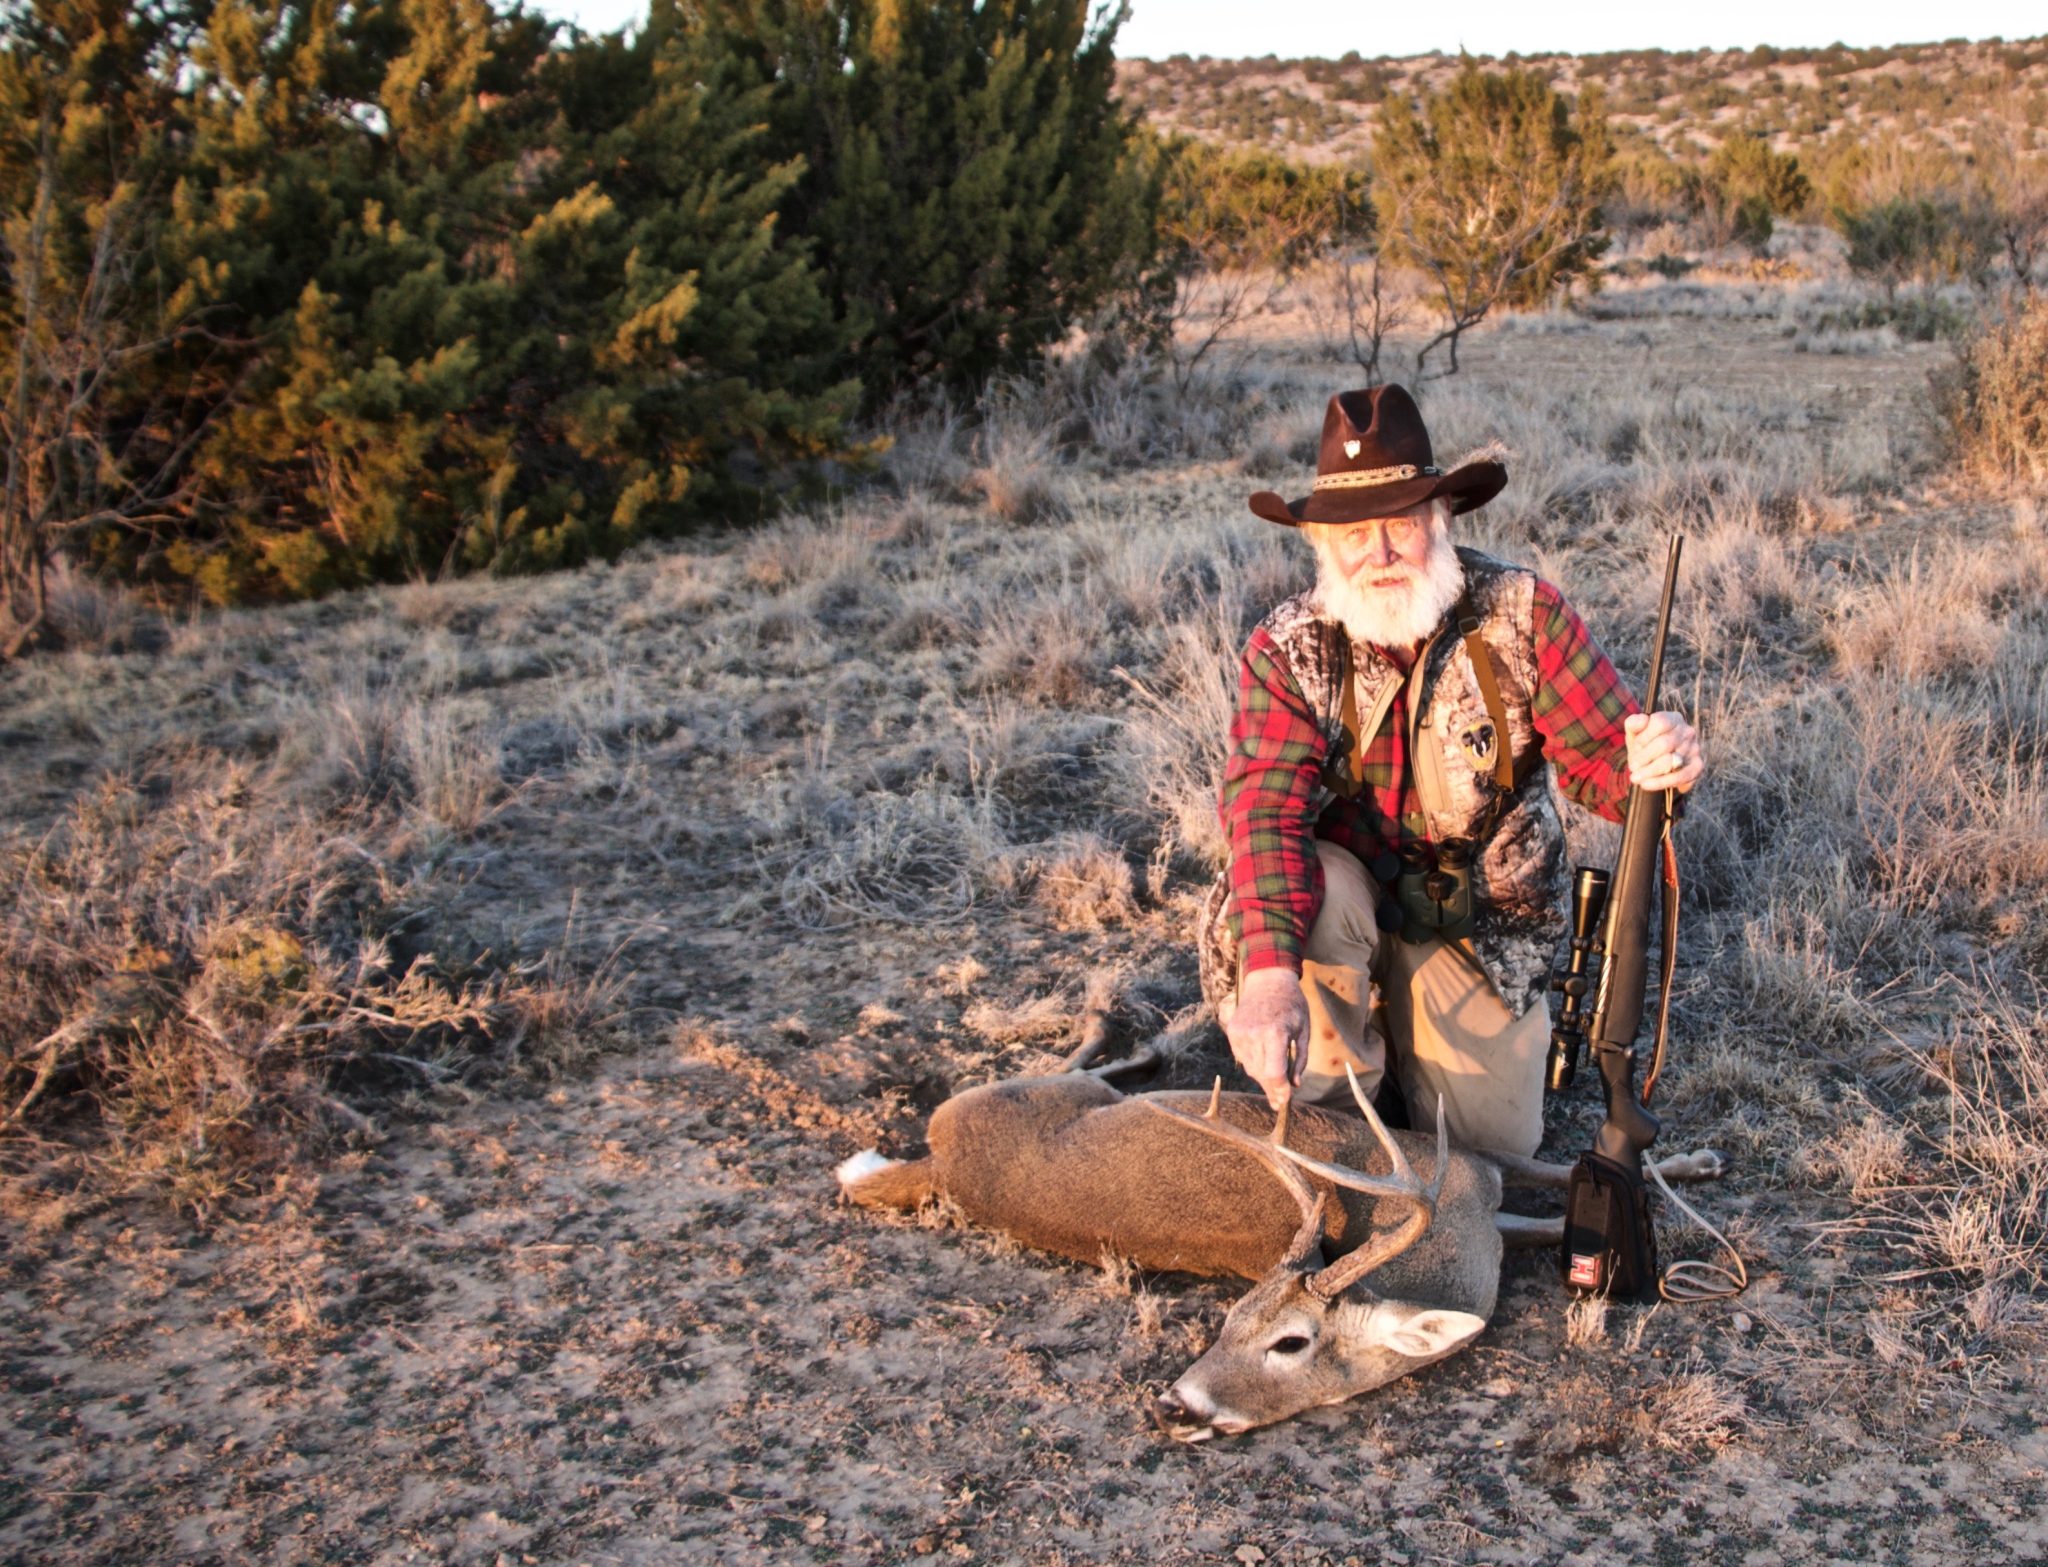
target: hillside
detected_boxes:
[1116,37,2048,166]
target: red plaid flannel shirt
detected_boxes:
[1221,577,1641,977]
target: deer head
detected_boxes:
[1142,1072,1485,1442]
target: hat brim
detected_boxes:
[1248,460,1507,528]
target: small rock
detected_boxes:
[1732,1311,1753,1334]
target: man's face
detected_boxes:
[1306,502,1462,650]
[1318,509,1435,588]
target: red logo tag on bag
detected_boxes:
[1568,1252,1603,1289]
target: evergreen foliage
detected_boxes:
[0,0,198,648]
[0,2,846,607]
[700,0,1155,401]
[1698,133,1812,250]
[1154,137,1372,273]
[159,1,858,600]
[1839,197,2001,298]
[1371,60,1612,374]
[2,0,1161,614]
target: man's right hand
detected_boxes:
[1224,967,1309,1112]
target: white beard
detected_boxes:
[1312,512,1465,650]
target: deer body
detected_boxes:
[839,1071,1724,1440]
[845,1074,1502,1312]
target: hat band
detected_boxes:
[1310,463,1441,493]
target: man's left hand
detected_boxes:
[1624,710,1703,794]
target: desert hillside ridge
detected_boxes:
[1116,35,2048,164]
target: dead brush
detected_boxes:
[1939,291,2048,485]
[1808,988,2048,1355]
[0,752,592,1220]
[967,394,1065,524]
[753,775,1022,932]
[1640,1349,1749,1451]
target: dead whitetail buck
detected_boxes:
[838,1070,1725,1440]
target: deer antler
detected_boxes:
[1272,1067,1448,1302]
[1138,1079,1328,1268]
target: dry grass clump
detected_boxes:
[1032,833,1139,931]
[751,775,1022,931]
[1825,536,2047,682]
[1940,292,2048,485]
[968,405,1066,525]
[1640,1351,1749,1451]
[0,754,589,1220]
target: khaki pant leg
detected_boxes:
[1294,841,1389,1108]
[1383,938,1550,1158]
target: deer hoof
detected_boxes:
[1677,1148,1728,1181]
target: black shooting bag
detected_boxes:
[1561,1151,1660,1303]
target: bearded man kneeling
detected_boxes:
[1196,385,1704,1157]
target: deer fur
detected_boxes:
[838,1071,1726,1440]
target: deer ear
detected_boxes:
[1378,1305,1487,1360]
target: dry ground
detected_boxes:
[5,278,2048,1564]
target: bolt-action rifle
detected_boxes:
[1554,536,1686,1301]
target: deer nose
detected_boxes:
[1151,1392,1189,1430]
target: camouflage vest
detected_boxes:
[1199,547,1569,1018]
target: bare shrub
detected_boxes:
[398,701,508,837]
[968,392,1065,524]
[962,988,1077,1049]
[0,755,582,1218]
[1563,1293,1608,1349]
[972,595,1103,708]
[1818,1102,1912,1195]
[1110,590,1256,868]
[1737,903,1880,1043]
[29,558,161,654]
[1641,1351,1748,1451]
[877,397,974,499]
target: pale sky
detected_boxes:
[527,0,2042,58]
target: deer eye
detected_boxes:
[1268,1335,1311,1356]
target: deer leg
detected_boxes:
[1495,1211,1565,1247]
[1480,1147,1729,1189]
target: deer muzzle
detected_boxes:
[1150,1387,1248,1443]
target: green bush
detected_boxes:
[5,0,1161,610]
[1371,60,1612,372]
[1838,197,2001,297]
[4,0,861,607]
[1698,133,1812,251]
[1154,137,1373,273]
[700,0,1156,402]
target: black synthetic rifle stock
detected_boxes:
[1560,535,1684,1300]
[1587,534,1684,1166]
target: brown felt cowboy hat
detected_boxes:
[1248,384,1507,527]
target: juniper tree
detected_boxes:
[51,0,857,603]
[702,0,1157,400]
[0,0,208,651]
[1699,133,1811,251]
[1372,59,1613,377]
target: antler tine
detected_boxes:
[1293,1084,1452,1303]
[1135,1092,1322,1236]
[1273,1071,1447,1210]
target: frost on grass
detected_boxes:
[751,776,1023,931]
